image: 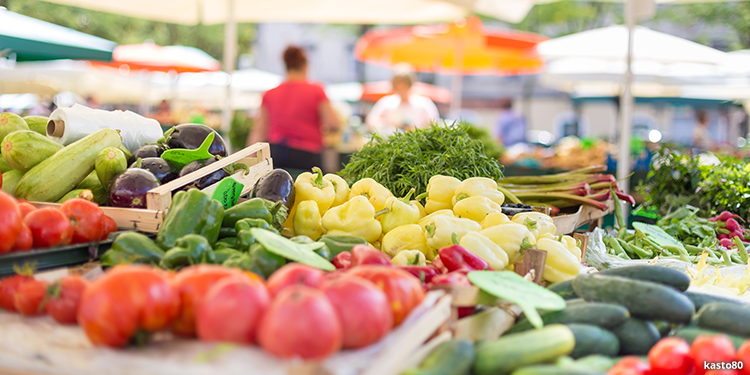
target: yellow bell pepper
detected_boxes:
[413,199,427,219]
[323,173,350,208]
[481,212,510,229]
[536,237,581,283]
[322,196,382,243]
[423,175,461,214]
[479,223,536,264]
[295,167,335,215]
[452,177,505,206]
[391,249,427,266]
[381,224,431,258]
[561,234,582,261]
[459,232,509,270]
[511,212,557,239]
[418,209,454,231]
[293,200,323,240]
[424,215,482,251]
[379,189,421,234]
[453,195,502,222]
[349,178,393,212]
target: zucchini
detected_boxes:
[473,324,575,375]
[1,169,23,195]
[673,327,748,349]
[572,274,694,324]
[0,112,29,141]
[15,129,121,202]
[0,156,13,173]
[22,115,48,135]
[2,130,63,172]
[610,318,660,355]
[512,366,606,375]
[599,265,690,292]
[118,143,135,165]
[57,189,94,203]
[684,290,749,311]
[402,339,475,375]
[76,171,109,205]
[696,302,750,336]
[95,147,127,188]
[508,302,629,333]
[548,279,579,300]
[566,324,620,359]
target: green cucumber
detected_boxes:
[57,189,94,203]
[512,366,606,375]
[15,129,122,202]
[566,324,619,359]
[652,321,673,338]
[673,327,748,349]
[548,279,579,300]
[684,290,749,311]
[599,265,690,292]
[0,157,12,173]
[572,274,694,324]
[1,169,23,195]
[2,130,63,172]
[0,112,29,142]
[473,324,575,375]
[508,302,629,333]
[95,147,127,188]
[610,318,660,355]
[696,302,750,336]
[22,115,48,135]
[403,339,475,375]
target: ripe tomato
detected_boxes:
[258,285,343,360]
[14,279,50,316]
[0,274,34,311]
[346,265,425,325]
[78,265,180,347]
[100,215,117,241]
[691,335,736,375]
[171,265,244,337]
[196,273,270,344]
[59,199,104,244]
[12,224,33,251]
[608,356,651,375]
[649,337,694,375]
[737,340,750,375]
[16,201,36,219]
[322,275,393,349]
[0,191,22,254]
[45,276,90,325]
[266,263,324,297]
[25,208,73,248]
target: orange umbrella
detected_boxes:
[361,81,452,104]
[90,43,221,73]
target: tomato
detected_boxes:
[322,275,393,349]
[346,265,425,325]
[738,340,750,375]
[45,276,90,325]
[266,263,325,297]
[14,279,50,316]
[59,199,104,244]
[100,214,117,241]
[196,273,270,344]
[171,265,244,337]
[691,335,736,375]
[608,357,651,375]
[258,285,343,360]
[649,337,694,375]
[78,265,180,347]
[0,191,22,254]
[0,274,34,311]
[705,371,740,375]
[25,208,73,248]
[16,201,36,219]
[12,224,33,251]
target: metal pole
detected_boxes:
[221,0,237,133]
[617,0,635,194]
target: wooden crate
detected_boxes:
[553,198,615,235]
[31,142,273,234]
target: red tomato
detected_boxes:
[705,371,740,375]
[322,275,393,349]
[737,341,750,375]
[0,191,22,254]
[346,265,425,325]
[78,265,180,347]
[691,335,736,375]
[196,273,270,344]
[649,337,694,375]
[0,274,34,311]
[266,263,324,297]
[258,285,343,360]
[14,279,50,316]
[608,356,651,375]
[25,208,73,248]
[16,201,36,219]
[171,265,245,337]
[59,198,105,244]
[100,215,117,241]
[45,276,90,325]
[12,224,33,251]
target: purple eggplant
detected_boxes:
[252,169,295,210]
[131,157,178,184]
[179,157,228,190]
[159,124,228,157]
[109,169,161,208]
[133,145,165,160]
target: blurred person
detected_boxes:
[248,45,339,170]
[365,64,439,135]
[494,98,526,147]
[693,109,714,151]
[151,100,174,126]
[85,96,100,109]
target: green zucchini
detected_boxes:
[599,265,691,292]
[1,130,63,172]
[548,279,579,300]
[402,339,475,375]
[684,290,749,311]
[0,112,29,142]
[473,324,575,375]
[572,274,694,324]
[76,171,108,205]
[118,143,134,165]
[610,318,660,355]
[22,115,48,135]
[95,147,127,188]
[566,324,620,359]
[0,156,12,173]
[696,302,750,336]
[673,327,748,349]
[1,169,23,195]
[508,302,629,334]
[15,129,121,202]
[56,189,94,203]
[512,366,606,375]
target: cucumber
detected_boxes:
[15,129,121,202]
[696,302,750,336]
[0,112,29,142]
[652,321,672,338]
[566,324,620,359]
[673,327,748,349]
[0,157,11,173]
[572,274,694,324]
[403,339,475,375]
[599,265,691,292]
[57,189,94,203]
[512,366,606,375]
[549,279,579,300]
[22,115,48,135]
[2,130,63,172]
[573,355,620,372]
[1,169,23,195]
[684,290,749,310]
[610,318,660,355]
[473,324,575,375]
[95,147,127,188]
[508,302,629,333]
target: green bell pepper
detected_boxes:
[318,234,368,257]
[100,232,164,267]
[222,198,273,228]
[214,248,243,263]
[156,189,224,249]
[214,237,239,250]
[219,227,237,239]
[290,235,331,260]
[236,218,278,251]
[222,244,286,279]
[160,234,216,269]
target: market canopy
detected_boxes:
[90,43,221,73]
[326,81,452,104]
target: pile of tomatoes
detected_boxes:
[0,191,117,253]
[610,336,750,375]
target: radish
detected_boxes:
[718,233,729,240]
[712,211,741,222]
[719,238,734,248]
[726,218,740,232]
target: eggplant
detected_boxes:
[109,169,161,208]
[252,169,296,210]
[131,157,179,184]
[133,145,165,160]
[179,157,228,190]
[160,124,228,157]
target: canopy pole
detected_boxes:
[449,40,465,117]
[221,0,237,134]
[617,0,635,195]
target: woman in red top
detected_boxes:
[248,46,338,170]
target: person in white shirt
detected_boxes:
[365,65,439,136]
[692,109,715,151]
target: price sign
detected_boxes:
[211,177,244,209]
[161,132,215,169]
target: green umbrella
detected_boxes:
[0,8,116,61]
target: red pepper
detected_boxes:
[350,244,393,267]
[438,245,491,273]
[399,265,439,284]
[332,252,352,270]
[431,256,448,274]
[427,271,471,288]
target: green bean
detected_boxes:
[624,233,636,242]
[608,237,628,257]
[721,250,732,266]
[629,243,654,259]
[617,252,631,260]
[733,237,748,264]
[684,244,705,254]
[662,245,690,262]
[617,239,637,258]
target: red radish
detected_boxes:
[713,211,741,222]
[719,238,734,249]
[726,219,740,232]
[718,234,729,240]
